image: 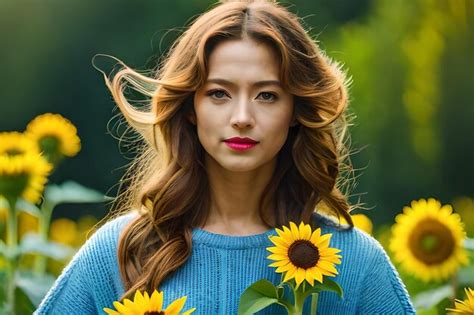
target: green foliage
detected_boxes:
[16,272,55,308]
[301,279,344,301]
[413,284,453,311]
[238,279,280,315]
[19,233,75,261]
[44,180,110,207]
[238,277,344,315]
[13,287,35,315]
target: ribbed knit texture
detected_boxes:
[34,212,416,314]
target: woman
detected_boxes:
[35,0,415,314]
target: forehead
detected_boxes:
[206,38,281,81]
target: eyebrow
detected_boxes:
[206,78,282,88]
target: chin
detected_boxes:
[218,161,260,173]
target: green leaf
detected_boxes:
[16,272,55,307]
[276,285,285,300]
[0,271,5,304]
[464,238,474,250]
[16,198,41,217]
[0,244,21,260]
[412,284,453,310]
[303,279,344,300]
[15,285,37,314]
[19,233,75,260]
[457,265,474,285]
[416,307,439,315]
[238,279,279,315]
[44,180,108,206]
[0,304,8,315]
[0,198,7,208]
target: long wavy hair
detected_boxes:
[100,0,358,300]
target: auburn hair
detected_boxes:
[100,0,357,300]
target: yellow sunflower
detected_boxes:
[50,218,78,246]
[446,287,474,314]
[103,289,196,315]
[389,198,469,282]
[25,113,81,164]
[452,196,474,238]
[0,153,52,204]
[267,221,342,289]
[339,213,373,235]
[0,131,40,156]
[18,211,39,239]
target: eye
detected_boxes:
[257,92,277,102]
[206,89,228,100]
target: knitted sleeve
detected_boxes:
[33,216,125,315]
[356,238,416,314]
[33,237,96,314]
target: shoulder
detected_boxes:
[93,211,139,240]
[33,212,140,314]
[311,212,415,312]
[312,211,383,253]
[311,211,392,272]
[78,211,140,265]
[88,211,139,247]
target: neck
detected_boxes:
[202,154,276,235]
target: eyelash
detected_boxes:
[206,89,278,102]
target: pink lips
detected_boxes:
[223,137,259,152]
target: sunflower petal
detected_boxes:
[305,269,315,286]
[311,267,324,283]
[182,307,197,315]
[113,301,129,313]
[133,290,145,308]
[103,308,120,315]
[269,260,291,267]
[300,222,312,240]
[295,268,306,287]
[276,263,294,273]
[150,290,164,310]
[275,227,292,240]
[316,234,332,248]
[267,246,288,255]
[283,266,297,283]
[267,254,287,261]
[310,228,322,244]
[318,261,339,274]
[289,222,300,239]
[270,235,291,247]
[165,296,187,313]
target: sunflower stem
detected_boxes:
[34,199,53,276]
[450,273,458,304]
[310,293,318,315]
[5,197,18,314]
[291,281,306,315]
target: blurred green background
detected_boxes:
[0,0,472,225]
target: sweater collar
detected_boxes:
[191,227,278,249]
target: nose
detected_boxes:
[230,97,255,129]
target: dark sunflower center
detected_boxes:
[288,240,320,269]
[5,149,23,156]
[408,218,456,265]
[144,312,164,315]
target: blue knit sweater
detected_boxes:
[34,212,415,314]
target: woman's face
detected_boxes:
[193,38,295,172]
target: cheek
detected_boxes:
[259,110,294,153]
[193,103,219,145]
[269,106,294,136]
